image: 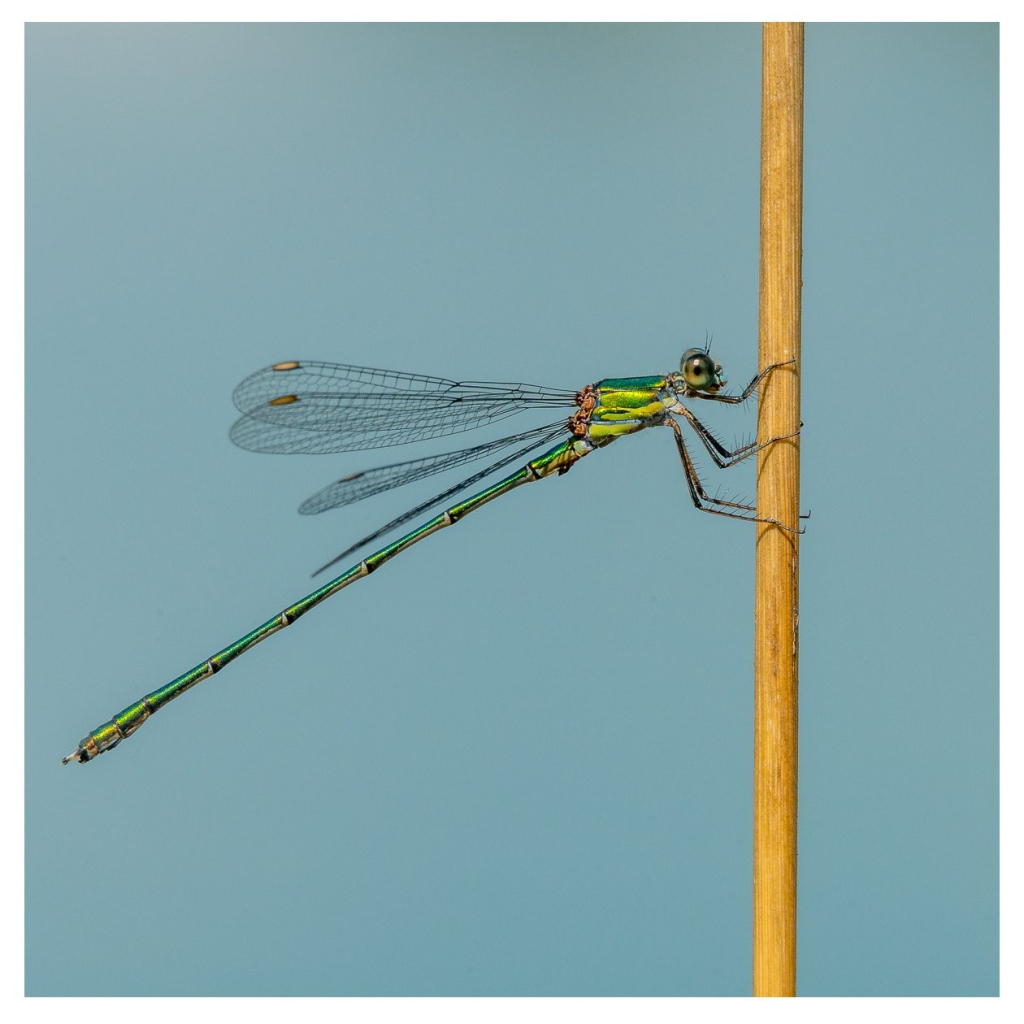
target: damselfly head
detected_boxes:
[679,348,726,393]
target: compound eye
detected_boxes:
[680,350,718,390]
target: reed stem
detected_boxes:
[753,20,804,998]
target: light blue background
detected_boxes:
[26,23,998,996]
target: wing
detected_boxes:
[298,422,569,515]
[311,422,570,574]
[230,360,577,454]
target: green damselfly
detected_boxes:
[63,348,798,765]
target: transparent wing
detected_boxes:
[230,360,578,454]
[299,422,569,515]
[311,423,570,575]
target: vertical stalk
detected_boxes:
[753,22,803,997]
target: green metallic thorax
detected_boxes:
[587,375,671,442]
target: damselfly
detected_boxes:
[62,348,798,764]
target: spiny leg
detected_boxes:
[696,358,795,406]
[675,412,809,523]
[685,412,809,524]
[668,419,757,516]
[668,419,799,531]
[674,403,800,471]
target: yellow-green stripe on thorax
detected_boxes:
[585,375,672,442]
